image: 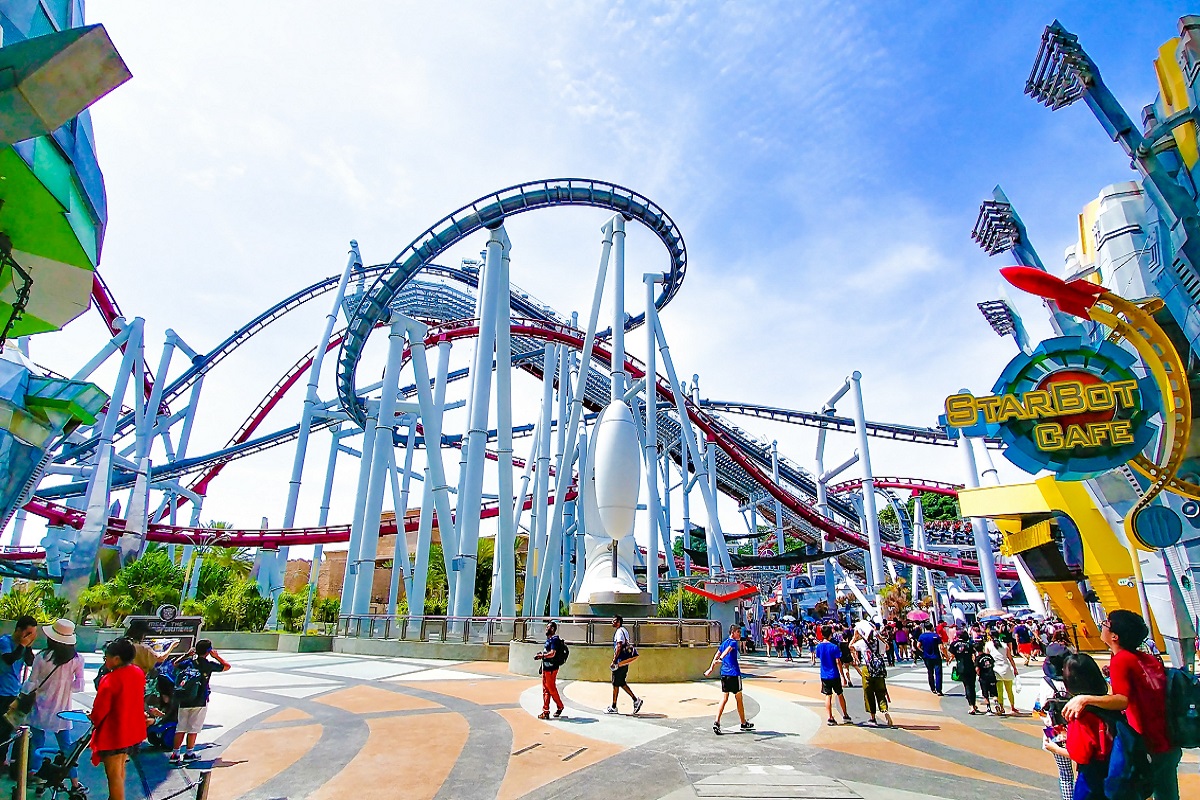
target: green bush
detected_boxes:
[199,579,272,632]
[0,584,52,623]
[315,596,340,624]
[655,585,708,619]
[277,590,306,632]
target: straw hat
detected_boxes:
[43,619,76,645]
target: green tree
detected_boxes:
[911,491,960,521]
[277,590,306,632]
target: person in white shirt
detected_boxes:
[984,630,1020,715]
[607,616,643,715]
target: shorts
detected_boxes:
[611,665,629,688]
[720,675,742,694]
[820,677,843,696]
[176,705,208,735]
[96,746,136,759]
[1017,642,1034,656]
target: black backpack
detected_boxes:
[1165,666,1200,749]
[555,641,570,667]
[175,661,205,706]
[1091,708,1155,800]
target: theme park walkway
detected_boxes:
[10,650,1200,800]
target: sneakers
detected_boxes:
[739,721,755,731]
[553,707,564,718]
[182,751,199,762]
[168,753,182,765]
[633,698,644,715]
[713,722,722,735]
[605,706,618,714]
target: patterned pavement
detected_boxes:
[16,650,1199,800]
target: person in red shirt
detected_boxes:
[89,638,148,800]
[1064,610,1181,800]
[1045,653,1111,800]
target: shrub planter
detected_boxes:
[203,631,280,651]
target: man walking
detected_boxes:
[705,624,754,735]
[815,625,852,726]
[852,626,894,728]
[917,622,947,695]
[608,616,643,715]
[1064,610,1180,800]
[0,616,36,770]
[534,621,565,719]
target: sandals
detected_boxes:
[537,711,550,720]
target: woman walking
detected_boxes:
[90,638,148,800]
[26,620,85,792]
[985,630,1020,715]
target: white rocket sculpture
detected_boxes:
[576,399,644,601]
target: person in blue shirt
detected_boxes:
[916,623,948,695]
[0,615,37,769]
[705,624,754,734]
[815,625,852,726]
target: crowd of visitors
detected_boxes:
[0,618,230,800]
[737,608,1191,799]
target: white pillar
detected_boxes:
[959,436,1004,610]
[611,216,627,399]
[643,273,661,602]
[849,372,885,603]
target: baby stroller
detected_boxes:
[31,721,92,800]
[145,661,179,750]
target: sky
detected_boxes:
[14,1,1200,555]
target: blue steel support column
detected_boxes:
[534,221,615,614]
[849,372,885,604]
[494,241,516,619]
[409,326,458,609]
[351,318,407,616]
[959,435,1003,610]
[651,306,733,572]
[410,473,434,622]
[527,345,558,612]
[303,425,342,632]
[64,318,142,600]
[451,226,508,621]
[643,273,662,602]
[340,408,376,610]
[387,419,418,617]
[815,426,837,611]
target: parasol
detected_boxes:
[906,609,930,622]
[977,608,1011,622]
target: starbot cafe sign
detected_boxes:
[945,377,1138,450]
[942,338,1158,479]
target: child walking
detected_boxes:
[705,624,754,735]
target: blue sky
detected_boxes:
[19,1,1200,542]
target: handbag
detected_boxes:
[615,640,639,666]
[5,661,63,728]
[951,665,960,682]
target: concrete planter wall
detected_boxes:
[334,637,508,661]
[278,634,334,653]
[508,640,713,682]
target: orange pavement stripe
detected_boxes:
[406,678,534,706]
[561,680,723,718]
[812,725,1027,788]
[311,712,468,800]
[495,708,625,800]
[456,660,515,675]
[1181,773,1200,794]
[208,724,322,800]
[892,713,1057,777]
[315,684,442,714]
[265,707,313,723]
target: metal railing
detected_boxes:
[336,615,723,647]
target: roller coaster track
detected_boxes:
[336,178,688,428]
[699,400,1004,449]
[61,261,561,466]
[17,317,1014,578]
